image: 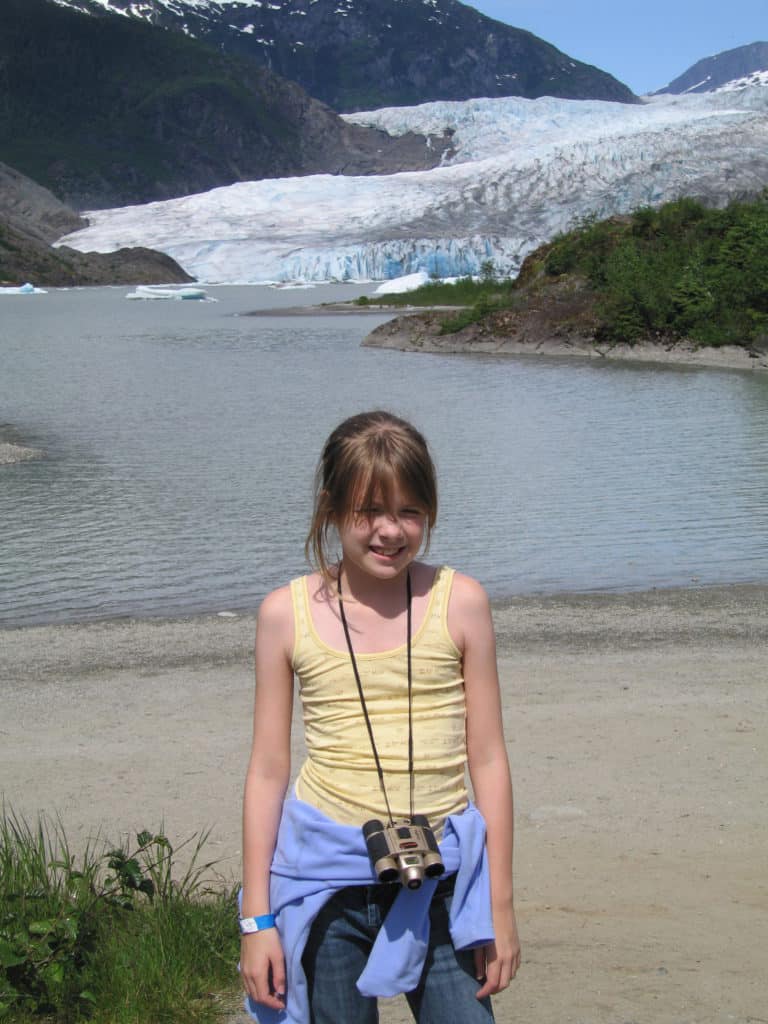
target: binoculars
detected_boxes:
[362,815,445,890]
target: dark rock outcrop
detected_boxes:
[0,162,85,243]
[0,162,193,285]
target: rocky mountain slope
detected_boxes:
[2,0,444,209]
[51,0,637,110]
[657,41,768,94]
[0,162,192,285]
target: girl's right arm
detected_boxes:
[240,585,295,1012]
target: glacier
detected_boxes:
[56,87,768,284]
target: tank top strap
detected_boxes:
[289,575,313,659]
[418,565,456,648]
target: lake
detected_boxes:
[2,284,767,626]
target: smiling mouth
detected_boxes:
[370,545,405,557]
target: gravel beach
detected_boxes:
[2,584,766,1024]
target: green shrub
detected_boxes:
[541,193,768,347]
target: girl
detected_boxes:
[240,410,520,1024]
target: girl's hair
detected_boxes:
[306,410,438,581]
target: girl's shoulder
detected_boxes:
[446,570,493,651]
[256,582,296,653]
[446,568,491,607]
[403,562,489,608]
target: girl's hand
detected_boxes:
[240,930,287,1011]
[473,909,521,999]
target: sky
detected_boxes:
[470,0,767,95]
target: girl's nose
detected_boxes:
[377,512,404,533]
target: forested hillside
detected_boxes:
[0,0,440,208]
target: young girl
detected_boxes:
[240,410,520,1024]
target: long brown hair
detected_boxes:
[305,411,438,582]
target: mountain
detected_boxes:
[56,88,768,284]
[1,0,445,209]
[50,0,638,111]
[657,41,768,94]
[0,161,193,285]
[0,162,84,245]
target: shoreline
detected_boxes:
[3,576,767,638]
[221,290,768,372]
[362,311,768,372]
[242,302,459,317]
[3,581,767,1024]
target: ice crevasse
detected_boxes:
[56,89,768,285]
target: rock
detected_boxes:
[0,442,44,466]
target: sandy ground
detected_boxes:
[1,585,767,1024]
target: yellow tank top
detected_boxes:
[291,566,468,831]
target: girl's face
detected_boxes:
[337,481,426,582]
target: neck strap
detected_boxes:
[337,568,413,825]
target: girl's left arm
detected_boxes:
[449,573,521,998]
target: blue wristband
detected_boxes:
[239,913,276,935]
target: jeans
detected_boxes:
[302,877,495,1024]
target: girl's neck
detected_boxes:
[337,560,413,616]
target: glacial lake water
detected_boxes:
[2,284,768,627]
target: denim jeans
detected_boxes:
[301,877,495,1024]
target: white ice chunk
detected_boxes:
[0,283,48,295]
[125,285,213,300]
[374,271,431,294]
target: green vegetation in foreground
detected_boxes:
[355,260,515,319]
[365,194,768,346]
[0,812,240,1023]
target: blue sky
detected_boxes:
[470,0,767,95]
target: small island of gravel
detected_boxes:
[0,442,43,465]
[0,423,44,466]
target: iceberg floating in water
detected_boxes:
[125,285,213,301]
[0,282,47,295]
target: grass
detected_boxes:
[354,273,516,310]
[0,811,240,1023]
[353,272,520,336]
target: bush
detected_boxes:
[541,194,768,347]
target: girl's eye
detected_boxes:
[353,505,423,520]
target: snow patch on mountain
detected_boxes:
[52,0,267,14]
[56,88,768,285]
[716,70,768,92]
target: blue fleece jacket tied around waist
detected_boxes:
[242,795,493,1024]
